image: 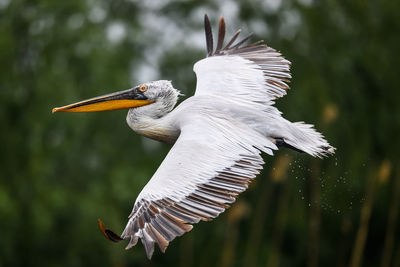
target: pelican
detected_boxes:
[52,15,334,259]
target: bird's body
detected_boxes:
[53,15,334,259]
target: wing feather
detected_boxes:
[222,29,241,50]
[204,14,213,57]
[195,15,291,102]
[215,17,226,54]
[118,115,276,259]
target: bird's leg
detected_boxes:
[273,137,305,153]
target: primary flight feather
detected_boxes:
[53,15,334,259]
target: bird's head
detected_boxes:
[52,80,180,114]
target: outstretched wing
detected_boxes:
[117,114,277,259]
[194,15,291,104]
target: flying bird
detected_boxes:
[53,15,334,259]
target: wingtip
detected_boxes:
[204,14,210,29]
[141,233,155,260]
[204,14,213,56]
[125,235,139,250]
[219,16,225,25]
[216,16,226,54]
[97,218,123,243]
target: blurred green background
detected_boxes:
[1,0,399,266]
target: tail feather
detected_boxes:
[278,122,335,158]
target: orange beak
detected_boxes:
[52,87,154,113]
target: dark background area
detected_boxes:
[1,0,399,266]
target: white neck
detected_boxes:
[126,94,179,144]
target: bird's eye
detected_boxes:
[138,85,148,92]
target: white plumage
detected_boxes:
[53,15,334,259]
[119,16,334,258]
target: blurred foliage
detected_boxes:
[1,0,399,266]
